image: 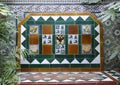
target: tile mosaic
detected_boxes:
[19,14,102,69]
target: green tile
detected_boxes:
[37,58,45,63]
[47,58,55,63]
[22,39,29,49]
[94,50,99,57]
[86,17,94,21]
[94,30,99,37]
[86,58,95,63]
[26,57,34,63]
[91,64,100,68]
[76,58,84,63]
[94,40,99,47]
[51,64,70,68]
[56,17,65,24]
[67,58,74,63]
[66,17,74,24]
[30,64,50,68]
[21,64,30,68]
[45,17,54,24]
[55,58,64,63]
[27,17,35,21]
[27,21,36,25]
[37,17,45,22]
[71,64,91,68]
[76,17,84,22]
[94,22,98,28]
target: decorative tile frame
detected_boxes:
[18,12,104,72]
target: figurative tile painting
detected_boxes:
[82,44,91,54]
[42,35,52,44]
[81,24,91,34]
[18,13,103,71]
[29,25,39,35]
[29,44,39,54]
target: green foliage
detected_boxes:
[0,3,12,16]
[109,45,120,60]
[0,3,20,85]
[99,2,120,22]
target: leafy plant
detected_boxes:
[99,1,120,84]
[99,1,120,22]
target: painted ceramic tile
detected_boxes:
[55,44,65,54]
[29,25,39,34]
[42,35,52,44]
[29,44,39,54]
[82,44,91,54]
[55,25,65,35]
[68,34,78,44]
[81,24,91,34]
[56,35,65,44]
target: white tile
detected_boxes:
[76,79,85,81]
[21,45,26,49]
[22,80,32,82]
[95,25,100,33]
[21,58,30,64]
[61,16,69,21]
[71,58,80,64]
[51,16,59,21]
[35,80,46,82]
[41,59,50,64]
[61,59,70,64]
[81,59,90,64]
[51,59,60,64]
[42,16,50,21]
[89,79,99,81]
[21,25,26,33]
[32,16,40,21]
[95,44,100,53]
[31,59,40,64]
[102,78,113,81]
[71,16,79,21]
[21,35,25,43]
[95,35,100,43]
[80,16,89,21]
[49,80,59,82]
[63,79,72,82]
[91,55,100,64]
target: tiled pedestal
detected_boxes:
[18,70,119,85]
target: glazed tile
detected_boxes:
[19,70,119,85]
